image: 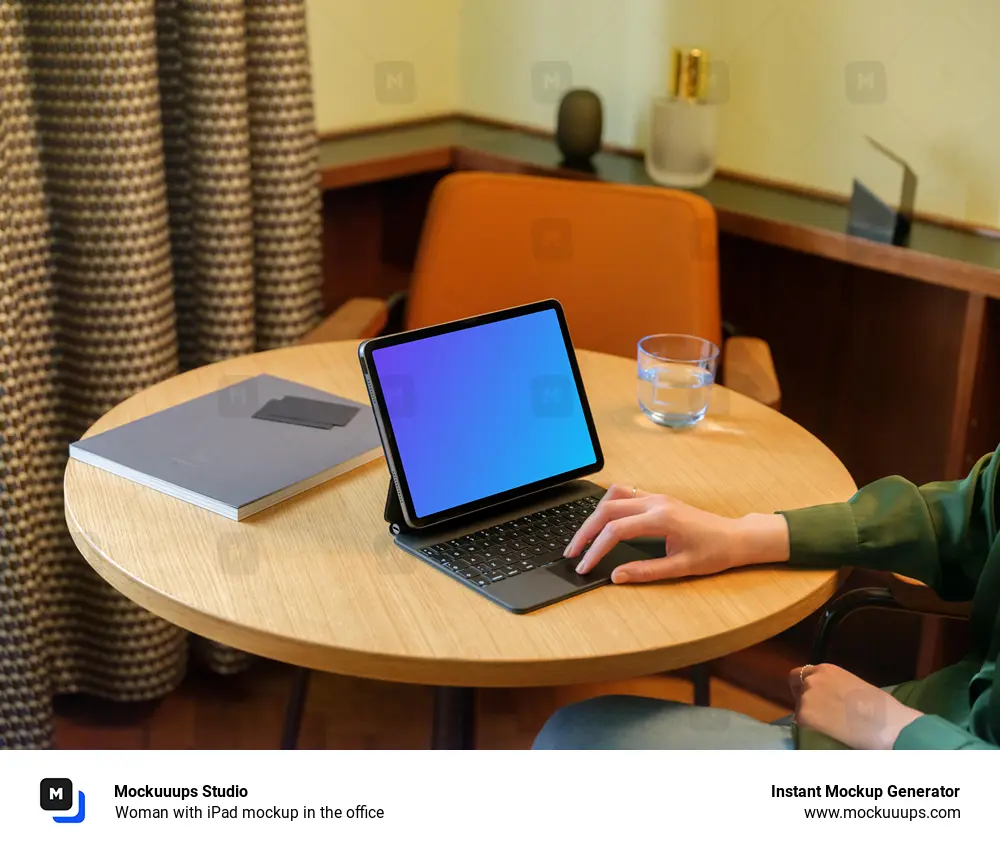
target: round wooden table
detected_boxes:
[64,340,856,748]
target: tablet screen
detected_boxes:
[370,306,598,520]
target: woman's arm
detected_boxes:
[777,447,998,601]
[568,446,997,595]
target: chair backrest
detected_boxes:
[403,172,721,359]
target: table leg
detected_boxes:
[692,663,711,706]
[431,686,476,749]
[281,667,312,749]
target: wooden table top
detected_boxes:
[64,341,857,688]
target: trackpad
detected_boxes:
[544,543,646,587]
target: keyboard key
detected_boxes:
[435,499,599,592]
[531,552,559,567]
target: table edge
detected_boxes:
[65,477,841,688]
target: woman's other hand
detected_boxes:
[789,664,923,750]
[565,483,791,584]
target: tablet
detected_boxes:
[358,299,604,530]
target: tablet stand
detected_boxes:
[384,481,407,535]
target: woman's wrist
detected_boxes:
[874,704,925,750]
[729,513,791,567]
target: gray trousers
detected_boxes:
[532,695,796,750]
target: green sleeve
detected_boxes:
[893,715,997,750]
[778,447,998,601]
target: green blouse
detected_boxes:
[779,445,999,750]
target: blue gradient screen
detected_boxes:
[372,308,597,519]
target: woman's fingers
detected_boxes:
[599,483,651,504]
[575,511,666,574]
[787,665,815,701]
[610,554,692,584]
[788,667,803,700]
[564,496,655,558]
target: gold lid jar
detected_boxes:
[670,47,709,102]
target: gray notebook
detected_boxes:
[68,374,383,520]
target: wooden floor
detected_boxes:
[53,661,788,749]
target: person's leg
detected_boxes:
[533,695,794,750]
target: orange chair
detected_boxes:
[307,172,780,408]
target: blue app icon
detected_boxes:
[40,779,86,823]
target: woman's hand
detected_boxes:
[789,664,924,750]
[565,483,791,583]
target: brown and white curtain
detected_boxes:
[0,0,323,748]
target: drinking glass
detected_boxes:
[637,334,719,428]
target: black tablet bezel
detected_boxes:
[358,299,605,530]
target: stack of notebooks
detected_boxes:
[69,374,383,520]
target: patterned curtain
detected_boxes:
[0,0,323,748]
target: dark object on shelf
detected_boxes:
[558,158,597,175]
[555,89,603,165]
[847,136,916,247]
[848,180,912,246]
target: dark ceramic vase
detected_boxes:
[555,89,603,164]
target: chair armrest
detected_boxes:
[721,336,781,410]
[810,576,972,665]
[298,297,388,345]
[886,573,974,619]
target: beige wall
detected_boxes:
[306,0,460,131]
[307,0,1000,228]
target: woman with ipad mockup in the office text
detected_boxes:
[533,444,999,750]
